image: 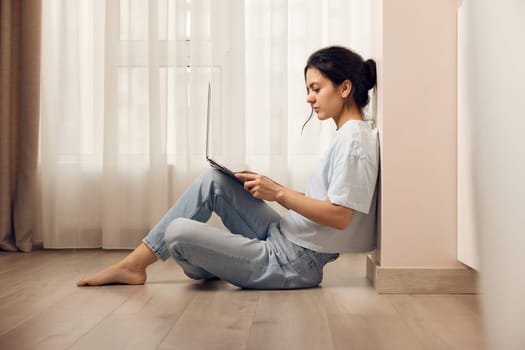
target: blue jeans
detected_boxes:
[143,170,339,289]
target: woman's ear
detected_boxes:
[340,80,352,98]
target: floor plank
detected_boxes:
[322,285,425,350]
[0,250,121,337]
[0,250,485,350]
[0,284,137,350]
[68,284,195,350]
[387,294,485,350]
[246,289,335,350]
[159,286,258,350]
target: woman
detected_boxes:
[77,46,379,289]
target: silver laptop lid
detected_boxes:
[203,82,244,185]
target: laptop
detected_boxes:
[206,83,244,185]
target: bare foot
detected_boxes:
[77,262,146,286]
[77,243,157,287]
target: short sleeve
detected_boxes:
[327,143,378,214]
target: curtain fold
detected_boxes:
[39,0,372,249]
[0,0,42,252]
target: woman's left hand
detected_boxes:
[235,172,283,201]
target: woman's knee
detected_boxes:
[164,218,195,247]
[164,218,201,263]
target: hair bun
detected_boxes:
[363,59,377,90]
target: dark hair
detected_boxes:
[302,46,377,133]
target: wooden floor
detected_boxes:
[0,250,485,350]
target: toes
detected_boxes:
[77,279,88,287]
[75,266,146,287]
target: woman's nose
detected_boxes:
[306,93,315,104]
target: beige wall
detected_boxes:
[374,0,463,268]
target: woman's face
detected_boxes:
[305,67,347,121]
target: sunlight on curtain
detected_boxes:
[245,0,372,190]
[38,0,372,249]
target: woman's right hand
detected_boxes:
[235,172,284,202]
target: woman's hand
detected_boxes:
[236,171,353,230]
[235,172,283,202]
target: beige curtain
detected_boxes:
[0,0,41,252]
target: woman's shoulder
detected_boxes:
[335,121,378,155]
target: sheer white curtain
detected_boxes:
[38,0,372,249]
[245,0,373,190]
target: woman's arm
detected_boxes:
[235,172,353,230]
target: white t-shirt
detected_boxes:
[280,120,380,253]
